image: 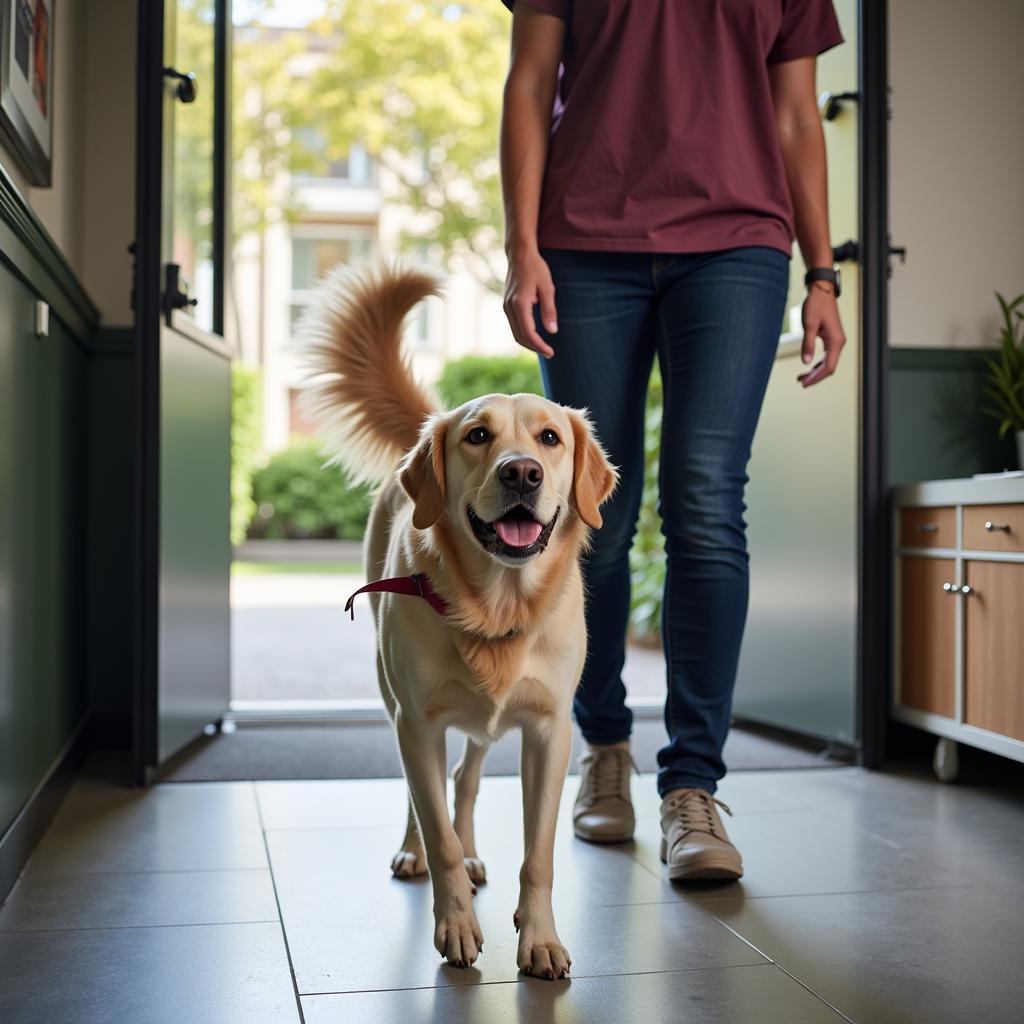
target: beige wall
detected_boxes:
[0,0,136,325]
[889,0,1024,348]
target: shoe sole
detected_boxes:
[574,825,635,844]
[659,837,743,882]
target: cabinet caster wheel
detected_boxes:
[933,738,959,783]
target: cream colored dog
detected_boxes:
[300,261,617,979]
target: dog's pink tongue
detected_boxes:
[495,518,543,547]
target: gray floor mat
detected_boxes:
[162,717,848,782]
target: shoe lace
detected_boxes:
[664,789,733,840]
[581,748,640,803]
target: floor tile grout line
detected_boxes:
[600,881,980,908]
[0,919,282,936]
[767,962,857,1023]
[297,960,786,999]
[21,865,274,879]
[254,783,307,1024]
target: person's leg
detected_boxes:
[535,248,656,747]
[653,246,790,798]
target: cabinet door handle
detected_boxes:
[960,585,974,597]
[942,582,960,594]
[984,521,1010,533]
[917,523,939,533]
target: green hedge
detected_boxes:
[249,442,372,540]
[437,354,543,408]
[628,368,666,643]
[231,364,262,545]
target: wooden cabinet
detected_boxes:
[899,556,956,718]
[962,505,1024,553]
[899,506,956,549]
[893,478,1024,770]
[964,561,1024,741]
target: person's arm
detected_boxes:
[768,56,846,388]
[500,4,566,358]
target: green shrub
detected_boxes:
[436,354,543,408]
[249,442,372,540]
[231,364,262,545]
[628,368,666,644]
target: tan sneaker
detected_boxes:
[659,788,743,882]
[573,747,638,843]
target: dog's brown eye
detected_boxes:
[466,427,490,445]
[540,429,560,447]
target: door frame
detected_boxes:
[127,0,891,776]
[856,0,891,769]
[131,0,230,784]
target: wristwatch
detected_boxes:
[804,266,841,298]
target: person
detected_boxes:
[498,0,846,882]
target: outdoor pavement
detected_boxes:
[231,572,666,703]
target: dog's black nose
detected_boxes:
[498,457,543,494]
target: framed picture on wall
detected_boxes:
[0,0,53,186]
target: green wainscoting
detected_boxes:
[0,164,100,899]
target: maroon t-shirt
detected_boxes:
[503,0,844,255]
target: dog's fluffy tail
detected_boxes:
[298,260,442,485]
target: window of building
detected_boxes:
[288,228,375,343]
[293,128,375,186]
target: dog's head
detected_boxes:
[399,394,618,567]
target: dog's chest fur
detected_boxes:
[420,630,571,742]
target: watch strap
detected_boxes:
[804,267,841,297]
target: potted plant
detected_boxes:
[981,292,1024,469]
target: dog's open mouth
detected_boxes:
[467,504,560,560]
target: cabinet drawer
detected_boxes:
[900,506,956,549]
[963,504,1024,552]
[898,556,956,719]
[964,561,1024,741]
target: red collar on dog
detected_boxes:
[344,573,448,619]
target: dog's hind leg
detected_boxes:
[380,653,430,880]
[397,716,484,968]
[452,737,488,886]
[391,792,429,879]
[391,731,449,879]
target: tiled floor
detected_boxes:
[2,765,1023,1023]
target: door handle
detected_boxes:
[819,90,859,121]
[163,67,198,104]
[163,263,198,322]
[832,240,859,263]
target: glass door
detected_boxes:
[732,0,861,744]
[134,0,232,777]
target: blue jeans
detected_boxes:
[536,246,790,797]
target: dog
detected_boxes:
[299,260,617,979]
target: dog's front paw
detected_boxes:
[463,856,487,886]
[434,890,484,968]
[513,911,571,980]
[390,848,428,879]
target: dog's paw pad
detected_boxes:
[390,850,427,878]
[463,857,487,886]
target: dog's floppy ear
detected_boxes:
[568,409,618,529]
[399,414,449,529]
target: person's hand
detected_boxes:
[504,246,558,359]
[797,284,845,387]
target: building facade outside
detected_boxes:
[230,24,512,456]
